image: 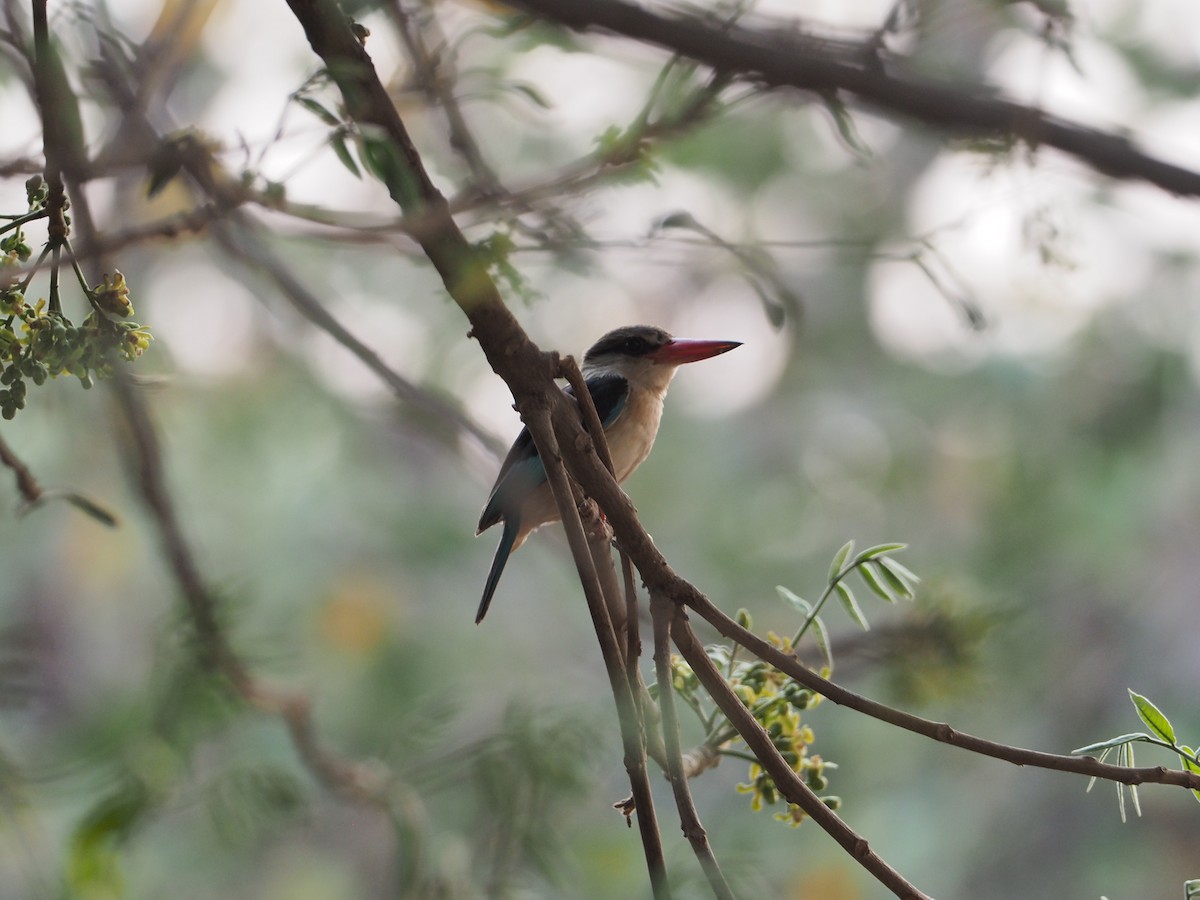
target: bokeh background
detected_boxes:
[1,0,1199,897]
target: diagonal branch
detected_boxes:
[506,0,1200,198]
[684,589,1200,791]
[671,606,931,900]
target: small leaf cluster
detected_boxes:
[1073,689,1200,821]
[666,623,838,827]
[0,269,152,418]
[0,175,152,416]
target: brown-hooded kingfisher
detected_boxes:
[474,325,741,623]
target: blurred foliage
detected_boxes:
[0,0,1198,899]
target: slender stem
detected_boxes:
[0,430,42,505]
[65,242,92,296]
[0,208,47,236]
[651,595,734,899]
[47,244,60,315]
[621,551,640,685]
[792,561,856,646]
[17,243,51,296]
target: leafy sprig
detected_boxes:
[1073,689,1200,820]
[777,541,919,670]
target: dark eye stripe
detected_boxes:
[584,326,671,363]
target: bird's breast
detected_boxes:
[605,387,666,483]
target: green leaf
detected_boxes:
[208,766,307,845]
[357,127,418,204]
[775,585,809,614]
[1129,690,1175,743]
[296,95,340,126]
[68,780,152,898]
[835,582,869,631]
[859,562,897,603]
[1178,746,1200,803]
[855,542,907,562]
[1116,745,1128,822]
[829,540,855,582]
[810,613,831,669]
[877,557,916,598]
[330,130,362,179]
[1125,743,1142,817]
[1071,733,1151,755]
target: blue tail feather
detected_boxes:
[476,516,519,623]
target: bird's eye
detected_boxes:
[623,338,647,354]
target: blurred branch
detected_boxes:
[508,0,1200,198]
[208,214,503,456]
[0,430,118,525]
[386,0,501,198]
[110,372,402,815]
[21,4,418,844]
[84,42,504,459]
[0,431,40,507]
[385,0,587,251]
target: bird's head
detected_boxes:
[582,325,741,386]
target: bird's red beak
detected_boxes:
[650,338,742,366]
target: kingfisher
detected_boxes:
[474,325,741,623]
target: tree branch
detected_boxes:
[683,589,1200,790]
[507,0,1200,198]
[0,430,41,507]
[671,606,931,900]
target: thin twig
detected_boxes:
[386,0,501,197]
[0,431,41,506]
[651,594,734,900]
[209,215,502,456]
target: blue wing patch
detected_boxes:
[578,373,631,429]
[477,373,629,533]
